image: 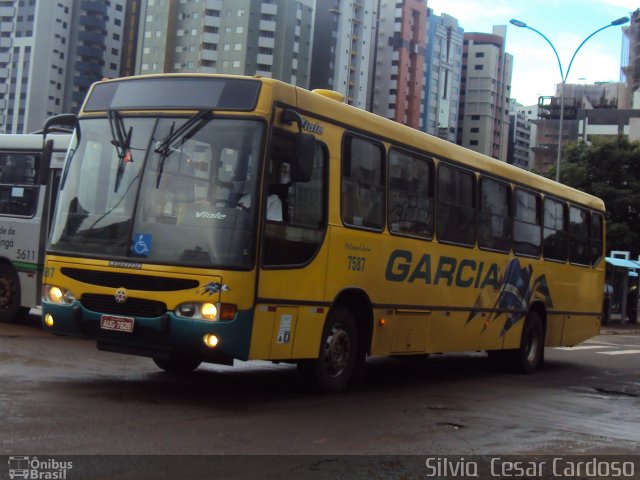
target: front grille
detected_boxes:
[61,268,199,292]
[81,294,167,318]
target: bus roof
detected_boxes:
[0,133,71,152]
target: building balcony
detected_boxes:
[76,45,104,58]
[259,20,276,31]
[80,1,108,15]
[260,3,277,15]
[204,16,220,27]
[79,15,107,30]
[257,53,273,65]
[258,36,274,48]
[201,49,217,61]
[203,32,219,44]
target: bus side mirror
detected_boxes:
[281,108,315,183]
[42,113,78,138]
[291,133,315,183]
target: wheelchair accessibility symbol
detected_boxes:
[131,233,152,257]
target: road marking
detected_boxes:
[597,349,640,356]
[554,345,615,351]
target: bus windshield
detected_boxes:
[49,116,264,269]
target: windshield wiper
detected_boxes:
[155,121,175,188]
[153,108,212,188]
[108,109,133,193]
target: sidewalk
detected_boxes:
[600,321,640,335]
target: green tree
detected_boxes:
[557,136,640,257]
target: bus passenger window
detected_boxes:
[478,177,511,251]
[436,164,475,245]
[388,149,434,238]
[513,189,542,257]
[0,153,39,217]
[341,135,384,230]
[543,198,567,262]
[569,206,590,265]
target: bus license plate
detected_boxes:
[100,315,134,333]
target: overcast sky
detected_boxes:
[427,0,637,106]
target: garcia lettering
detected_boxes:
[385,249,499,289]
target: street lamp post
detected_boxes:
[510,17,629,182]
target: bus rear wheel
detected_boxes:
[153,354,201,374]
[0,264,28,323]
[298,306,358,394]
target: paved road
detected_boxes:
[1,314,639,478]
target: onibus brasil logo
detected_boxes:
[8,456,73,479]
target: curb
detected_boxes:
[600,324,640,335]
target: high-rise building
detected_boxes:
[621,9,640,109]
[370,0,427,129]
[0,0,130,133]
[136,0,314,88]
[507,100,531,170]
[64,0,129,113]
[309,0,375,109]
[422,9,463,142]
[457,26,513,161]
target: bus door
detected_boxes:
[256,122,328,361]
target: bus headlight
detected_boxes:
[44,285,75,304]
[175,302,217,321]
[201,303,217,320]
[174,302,236,322]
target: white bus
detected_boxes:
[0,132,70,322]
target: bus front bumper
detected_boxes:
[41,302,253,364]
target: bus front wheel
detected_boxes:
[512,311,544,374]
[298,306,358,394]
[153,354,201,374]
[0,264,28,323]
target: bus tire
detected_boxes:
[0,264,27,323]
[511,311,544,374]
[153,354,201,374]
[298,306,358,394]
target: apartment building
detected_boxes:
[457,25,512,161]
[370,0,427,129]
[136,0,314,87]
[309,0,375,109]
[0,0,130,133]
[422,8,463,142]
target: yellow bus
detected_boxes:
[41,74,605,393]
